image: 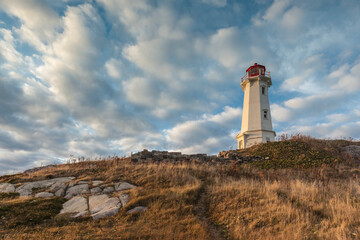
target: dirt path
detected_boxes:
[194,182,225,240]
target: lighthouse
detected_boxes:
[235,63,276,149]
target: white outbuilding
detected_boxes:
[235,63,276,149]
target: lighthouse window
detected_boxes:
[263,110,268,119]
[262,87,265,95]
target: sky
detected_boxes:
[0,0,360,175]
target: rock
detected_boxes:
[92,181,103,187]
[127,206,147,215]
[35,192,54,198]
[0,183,15,193]
[119,193,130,206]
[114,182,137,192]
[65,184,89,199]
[71,211,88,218]
[55,188,66,197]
[60,196,88,214]
[68,182,76,188]
[102,186,115,194]
[49,182,66,193]
[92,207,119,220]
[91,187,102,195]
[343,145,360,159]
[89,194,121,219]
[16,177,74,197]
[77,181,88,185]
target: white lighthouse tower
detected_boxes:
[235,63,276,149]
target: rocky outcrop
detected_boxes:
[0,183,15,193]
[60,196,88,217]
[127,206,147,215]
[102,186,115,194]
[35,192,54,198]
[90,187,102,195]
[115,182,136,191]
[1,177,143,220]
[92,181,103,187]
[119,193,130,206]
[64,184,89,199]
[343,145,360,160]
[16,177,75,197]
[89,194,121,219]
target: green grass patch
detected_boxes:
[0,197,66,228]
[249,140,337,169]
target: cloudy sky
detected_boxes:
[0,0,360,174]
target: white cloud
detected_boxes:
[99,0,191,41]
[105,58,122,79]
[332,63,360,93]
[271,103,293,122]
[263,0,290,22]
[0,29,23,70]
[281,6,304,30]
[0,0,60,50]
[123,38,198,81]
[165,106,241,153]
[123,77,159,107]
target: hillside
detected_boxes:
[1,137,360,239]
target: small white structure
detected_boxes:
[235,63,276,149]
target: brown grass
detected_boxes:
[208,176,360,240]
[1,138,360,239]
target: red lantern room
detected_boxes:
[246,63,266,77]
[241,63,270,82]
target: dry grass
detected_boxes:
[208,176,360,240]
[0,160,216,240]
[1,138,360,239]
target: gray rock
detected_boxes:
[0,183,15,193]
[92,181,103,187]
[49,182,66,193]
[127,206,147,215]
[114,182,137,191]
[35,192,54,198]
[68,182,76,188]
[102,186,115,194]
[55,188,66,197]
[119,193,130,206]
[92,207,119,220]
[65,184,89,199]
[343,145,360,159]
[60,196,88,214]
[77,181,88,185]
[89,194,121,220]
[90,187,102,195]
[71,211,88,218]
[16,177,74,197]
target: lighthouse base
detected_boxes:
[235,130,276,149]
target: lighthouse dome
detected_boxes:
[246,63,266,77]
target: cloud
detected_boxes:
[0,0,360,174]
[332,63,360,93]
[105,58,122,79]
[0,29,23,70]
[123,77,159,107]
[263,0,290,22]
[0,0,60,50]
[165,106,241,153]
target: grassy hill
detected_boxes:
[1,137,360,239]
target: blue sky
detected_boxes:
[0,0,360,174]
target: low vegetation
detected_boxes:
[0,136,359,239]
